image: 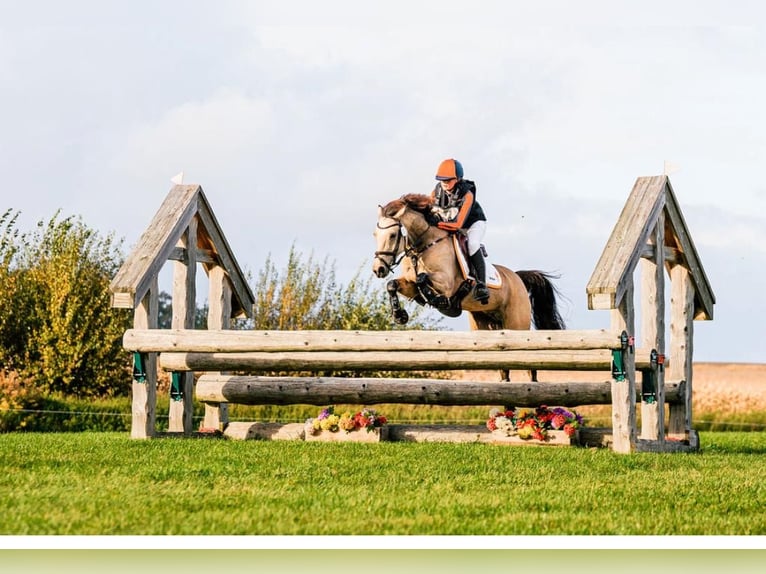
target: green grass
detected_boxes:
[2,431,766,535]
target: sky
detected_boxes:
[1,1,765,363]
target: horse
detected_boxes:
[373,193,565,380]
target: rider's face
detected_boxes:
[440,178,457,192]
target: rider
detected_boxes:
[430,158,490,304]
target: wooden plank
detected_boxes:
[195,375,685,406]
[587,176,666,310]
[203,265,232,431]
[305,427,388,443]
[110,185,200,309]
[610,279,636,453]
[194,190,255,319]
[668,265,695,436]
[131,278,158,439]
[639,214,666,442]
[168,219,197,435]
[663,179,715,320]
[167,246,218,265]
[223,421,304,441]
[160,348,655,372]
[123,328,625,353]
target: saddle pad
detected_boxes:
[452,236,502,289]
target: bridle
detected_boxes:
[374,220,406,275]
[375,217,451,275]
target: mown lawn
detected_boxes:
[1,431,765,535]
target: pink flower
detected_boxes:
[551,414,566,429]
[563,424,576,437]
[487,418,497,431]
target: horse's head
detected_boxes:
[373,205,404,278]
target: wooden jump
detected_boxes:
[111,176,715,454]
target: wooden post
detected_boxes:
[131,278,158,439]
[668,264,694,437]
[168,218,197,434]
[639,215,666,442]
[203,265,232,430]
[610,280,636,453]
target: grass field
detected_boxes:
[2,431,765,536]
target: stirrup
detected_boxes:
[473,282,489,303]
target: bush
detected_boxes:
[251,244,441,331]
[0,209,132,397]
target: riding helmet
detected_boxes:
[435,158,464,181]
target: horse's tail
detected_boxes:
[517,270,566,330]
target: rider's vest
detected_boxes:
[432,179,487,229]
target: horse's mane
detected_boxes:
[381,193,434,218]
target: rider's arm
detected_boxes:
[437,191,473,231]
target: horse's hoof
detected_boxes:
[393,309,409,324]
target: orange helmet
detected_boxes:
[435,158,464,181]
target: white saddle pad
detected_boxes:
[451,236,502,288]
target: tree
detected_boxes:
[0,209,132,397]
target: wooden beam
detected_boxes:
[663,179,715,320]
[195,375,686,407]
[167,246,218,265]
[668,265,695,436]
[194,190,255,319]
[610,279,636,453]
[202,265,232,431]
[639,214,666,442]
[110,185,200,309]
[159,348,655,372]
[587,176,667,310]
[123,328,626,353]
[168,219,197,435]
[131,278,158,439]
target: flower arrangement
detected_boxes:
[486,405,584,442]
[305,406,388,435]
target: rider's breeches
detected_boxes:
[466,220,486,256]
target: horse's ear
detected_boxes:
[393,205,406,219]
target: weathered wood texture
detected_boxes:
[610,279,637,454]
[668,265,695,436]
[586,175,715,321]
[111,185,199,310]
[203,265,232,431]
[195,375,685,407]
[663,179,715,320]
[123,328,624,353]
[131,280,158,440]
[109,184,255,319]
[587,176,666,310]
[159,348,654,372]
[168,220,196,434]
[639,214,666,441]
[305,427,388,443]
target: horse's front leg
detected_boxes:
[386,279,409,324]
[386,277,422,325]
[415,272,452,310]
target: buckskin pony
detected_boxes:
[373,193,565,378]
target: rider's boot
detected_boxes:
[470,251,490,304]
